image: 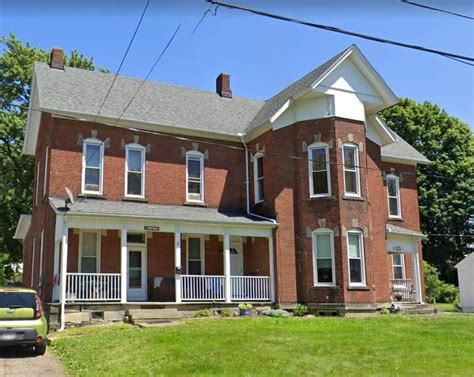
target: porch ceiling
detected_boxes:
[49,197,276,228]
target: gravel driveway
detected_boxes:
[0,347,66,376]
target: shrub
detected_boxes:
[423,261,459,303]
[379,307,389,315]
[293,304,308,317]
[194,310,210,318]
[262,309,290,317]
[221,309,234,317]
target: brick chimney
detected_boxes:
[216,73,232,98]
[49,47,64,70]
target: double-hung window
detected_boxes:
[254,153,264,203]
[43,146,49,197]
[125,145,145,198]
[347,230,365,286]
[343,144,360,197]
[391,254,405,280]
[312,229,335,285]
[187,236,204,275]
[82,139,104,195]
[308,144,331,197]
[35,162,40,206]
[387,174,401,218]
[80,231,100,273]
[186,151,204,203]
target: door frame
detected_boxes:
[230,238,244,276]
[127,242,147,301]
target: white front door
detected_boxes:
[230,240,244,276]
[127,246,147,301]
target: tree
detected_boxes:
[0,33,104,283]
[382,98,474,284]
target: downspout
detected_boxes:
[238,132,276,224]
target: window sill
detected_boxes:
[309,195,336,201]
[342,196,364,202]
[388,216,404,222]
[347,285,371,291]
[183,201,208,207]
[78,193,107,200]
[311,285,339,290]
[122,196,148,203]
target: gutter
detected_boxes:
[238,133,277,225]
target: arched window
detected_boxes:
[125,143,146,198]
[186,150,204,203]
[342,143,360,197]
[386,174,401,218]
[347,229,366,286]
[82,138,104,195]
[312,228,335,285]
[253,153,264,203]
[308,143,331,197]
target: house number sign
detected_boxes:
[144,226,160,231]
[392,245,402,252]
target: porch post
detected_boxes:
[223,234,231,303]
[268,236,275,303]
[120,228,128,304]
[412,250,423,303]
[59,224,68,331]
[175,231,182,303]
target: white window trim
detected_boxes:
[391,253,406,280]
[38,229,44,285]
[342,143,361,197]
[31,237,35,287]
[81,138,104,195]
[308,143,331,197]
[186,151,205,203]
[43,145,49,197]
[312,228,336,286]
[347,229,366,286]
[253,153,264,204]
[185,234,205,275]
[35,162,40,206]
[78,230,101,273]
[124,143,146,199]
[387,174,402,219]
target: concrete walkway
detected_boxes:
[0,347,66,377]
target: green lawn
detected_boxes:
[51,315,474,376]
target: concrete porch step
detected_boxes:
[126,308,182,324]
[398,303,435,315]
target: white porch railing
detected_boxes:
[390,278,415,301]
[66,273,121,302]
[181,275,271,301]
[181,275,225,301]
[231,276,270,301]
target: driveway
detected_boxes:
[0,347,66,376]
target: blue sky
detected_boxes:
[1,0,473,127]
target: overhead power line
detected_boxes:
[206,0,474,66]
[93,0,151,123]
[401,0,474,21]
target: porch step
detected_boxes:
[126,308,182,324]
[398,303,435,315]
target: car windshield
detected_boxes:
[0,292,36,309]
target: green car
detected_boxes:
[0,287,48,355]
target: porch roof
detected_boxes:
[49,197,276,227]
[386,224,425,238]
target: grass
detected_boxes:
[51,315,474,377]
[435,303,458,313]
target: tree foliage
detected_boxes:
[0,33,102,282]
[423,261,459,303]
[382,98,474,283]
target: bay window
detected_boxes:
[82,139,104,195]
[186,151,204,203]
[347,230,365,286]
[312,229,335,285]
[308,143,331,197]
[125,145,145,198]
[343,144,360,197]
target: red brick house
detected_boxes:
[14,45,429,325]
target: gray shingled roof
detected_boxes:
[34,62,264,137]
[33,45,428,164]
[386,224,425,237]
[49,197,275,226]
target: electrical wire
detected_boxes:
[206,0,474,65]
[401,0,474,21]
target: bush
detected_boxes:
[379,307,389,315]
[424,261,459,303]
[262,309,290,317]
[293,304,308,317]
[221,309,234,317]
[194,310,210,318]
